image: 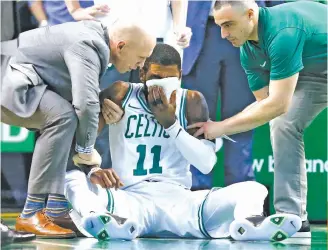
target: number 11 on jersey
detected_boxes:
[133,144,163,176]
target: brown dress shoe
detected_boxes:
[47,210,85,237]
[15,211,76,239]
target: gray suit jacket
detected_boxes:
[1,20,110,152]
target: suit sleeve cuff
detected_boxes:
[75,144,94,154]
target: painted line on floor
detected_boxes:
[33,240,74,248]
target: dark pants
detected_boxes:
[182,19,256,188]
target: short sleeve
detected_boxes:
[240,48,270,91]
[268,28,306,80]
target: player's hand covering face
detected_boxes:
[148,86,176,129]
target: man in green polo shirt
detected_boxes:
[188,0,327,238]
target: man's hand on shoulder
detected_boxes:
[102,99,124,124]
[100,81,130,124]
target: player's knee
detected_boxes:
[65,170,85,183]
[245,181,268,200]
[65,170,85,190]
[233,181,268,201]
[64,170,87,200]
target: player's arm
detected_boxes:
[148,86,216,174]
[167,90,217,174]
[97,81,129,133]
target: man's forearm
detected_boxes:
[75,106,99,154]
[98,114,106,134]
[65,0,81,14]
[171,0,188,29]
[64,39,104,154]
[242,101,258,112]
[221,98,284,135]
[29,0,48,24]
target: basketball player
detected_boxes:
[65,44,301,241]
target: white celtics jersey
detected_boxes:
[108,83,192,189]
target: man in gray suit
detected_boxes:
[1,19,155,238]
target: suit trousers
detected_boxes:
[1,68,77,194]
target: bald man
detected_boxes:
[1,19,155,238]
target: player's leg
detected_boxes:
[64,170,138,240]
[215,182,301,241]
[145,182,209,238]
[64,170,108,216]
[198,181,267,239]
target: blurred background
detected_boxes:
[1,0,327,224]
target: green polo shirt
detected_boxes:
[240,1,327,91]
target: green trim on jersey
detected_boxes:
[122,84,133,109]
[198,187,223,239]
[198,191,212,239]
[106,189,115,214]
[136,87,153,115]
[179,89,188,129]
